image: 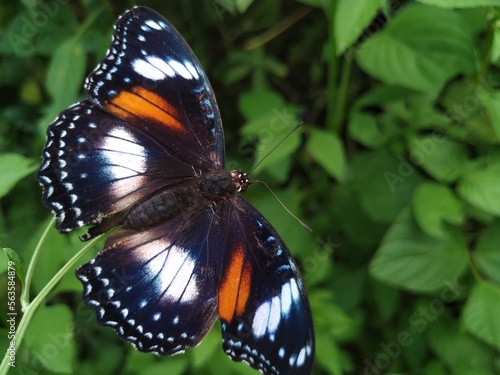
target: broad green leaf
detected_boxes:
[214,0,254,14]
[306,128,346,181]
[440,79,500,144]
[347,111,386,148]
[474,221,500,284]
[239,90,301,174]
[335,0,383,55]
[351,150,424,223]
[418,0,500,7]
[356,4,475,93]
[457,163,500,216]
[25,305,75,373]
[464,283,500,350]
[412,182,464,238]
[428,316,497,373]
[238,90,285,120]
[0,153,36,198]
[315,333,344,375]
[46,39,86,108]
[408,136,467,182]
[370,207,468,292]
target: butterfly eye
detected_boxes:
[230,169,250,193]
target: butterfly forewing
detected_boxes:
[36,100,197,233]
[85,6,224,170]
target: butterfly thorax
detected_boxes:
[124,169,249,230]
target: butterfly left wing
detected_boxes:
[85,6,224,170]
[76,206,223,355]
[217,198,315,375]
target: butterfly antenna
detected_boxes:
[249,122,304,173]
[252,179,313,232]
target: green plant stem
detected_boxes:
[20,217,55,310]
[331,58,353,133]
[0,233,101,375]
[326,0,339,133]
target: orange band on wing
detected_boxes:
[106,86,184,132]
[218,246,252,322]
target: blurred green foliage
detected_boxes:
[2,0,500,374]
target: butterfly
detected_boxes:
[36,6,314,375]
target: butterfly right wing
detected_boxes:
[75,205,222,355]
[36,100,196,234]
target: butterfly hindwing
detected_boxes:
[36,100,198,233]
[76,207,222,355]
[217,198,315,375]
[85,6,224,170]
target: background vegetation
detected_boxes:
[1,0,500,374]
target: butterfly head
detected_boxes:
[230,169,250,193]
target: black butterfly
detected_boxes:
[36,6,314,375]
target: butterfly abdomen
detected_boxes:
[125,171,236,230]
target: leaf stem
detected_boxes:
[0,233,100,375]
[20,218,55,310]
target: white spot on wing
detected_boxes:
[101,127,147,178]
[281,281,292,316]
[169,60,192,79]
[252,301,270,338]
[145,19,162,30]
[145,242,199,303]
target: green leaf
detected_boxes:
[239,90,301,174]
[482,91,500,141]
[0,153,36,198]
[474,221,500,284]
[334,0,383,55]
[356,3,475,93]
[214,0,254,14]
[412,182,464,238]
[408,136,467,182]
[306,128,346,181]
[45,39,86,108]
[347,111,386,148]
[2,248,25,286]
[464,283,500,350]
[238,90,285,120]
[370,207,468,292]
[315,333,344,375]
[351,150,424,223]
[25,305,75,373]
[428,316,497,373]
[417,0,500,7]
[457,163,500,216]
